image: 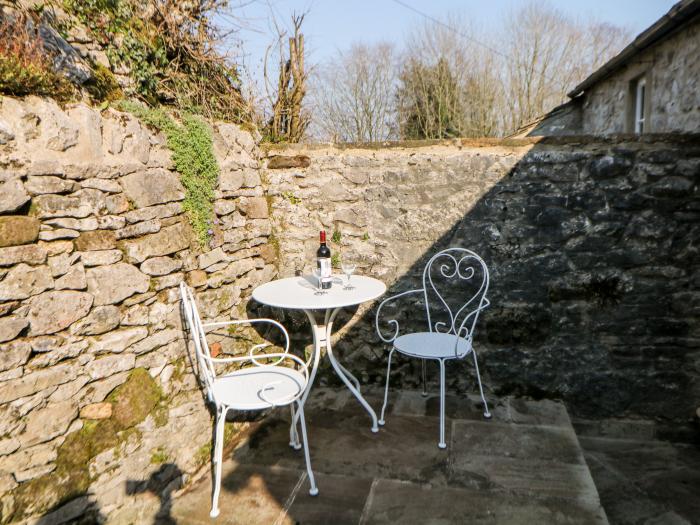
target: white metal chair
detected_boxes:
[375,248,492,449]
[179,283,318,518]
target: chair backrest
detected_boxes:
[421,248,490,339]
[179,282,216,397]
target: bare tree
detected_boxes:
[264,13,308,142]
[311,42,397,142]
[501,2,631,133]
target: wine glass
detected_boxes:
[312,267,326,295]
[341,259,356,290]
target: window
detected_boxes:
[632,76,647,133]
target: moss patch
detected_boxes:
[150,447,169,465]
[10,368,163,521]
[117,100,219,247]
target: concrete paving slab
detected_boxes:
[361,479,608,525]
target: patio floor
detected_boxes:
[168,387,607,524]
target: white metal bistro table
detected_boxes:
[252,275,386,433]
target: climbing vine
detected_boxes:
[119,101,219,247]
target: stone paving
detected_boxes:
[169,388,607,524]
[578,432,700,525]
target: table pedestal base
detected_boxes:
[290,308,379,441]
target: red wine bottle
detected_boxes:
[317,231,332,289]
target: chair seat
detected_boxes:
[212,366,306,410]
[394,332,472,359]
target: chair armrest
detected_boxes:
[375,289,423,343]
[201,318,290,358]
[201,352,309,381]
[456,297,490,339]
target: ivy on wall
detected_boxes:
[119,101,219,247]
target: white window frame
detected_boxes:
[634,77,646,133]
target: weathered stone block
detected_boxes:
[115,219,161,240]
[185,270,207,287]
[0,362,76,403]
[86,263,150,305]
[123,202,182,224]
[79,249,122,267]
[0,316,29,343]
[70,305,120,336]
[105,194,130,214]
[29,338,88,368]
[74,230,117,252]
[121,222,191,264]
[267,155,310,169]
[45,217,98,232]
[140,256,182,276]
[0,263,54,301]
[119,169,185,208]
[219,170,244,191]
[130,329,180,355]
[0,244,47,266]
[38,228,80,241]
[198,247,228,269]
[0,216,40,247]
[86,353,135,380]
[88,326,148,354]
[19,400,78,447]
[240,197,269,219]
[0,340,31,371]
[55,263,87,290]
[80,179,122,193]
[151,272,183,291]
[40,240,73,256]
[32,194,92,218]
[0,178,30,213]
[28,290,93,335]
[25,176,77,195]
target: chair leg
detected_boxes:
[472,350,491,419]
[438,359,447,449]
[289,404,301,449]
[421,359,428,397]
[296,402,319,496]
[379,348,395,426]
[210,406,228,518]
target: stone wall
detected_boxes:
[0,96,275,523]
[1,92,698,524]
[580,15,700,134]
[264,136,699,424]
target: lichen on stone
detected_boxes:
[9,368,163,521]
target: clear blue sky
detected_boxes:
[226,0,677,86]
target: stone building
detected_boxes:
[522,0,700,136]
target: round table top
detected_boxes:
[252,275,386,310]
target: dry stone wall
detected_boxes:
[0,96,275,523]
[264,136,700,425]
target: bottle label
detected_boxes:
[317,258,331,279]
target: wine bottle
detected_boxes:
[316,230,332,289]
